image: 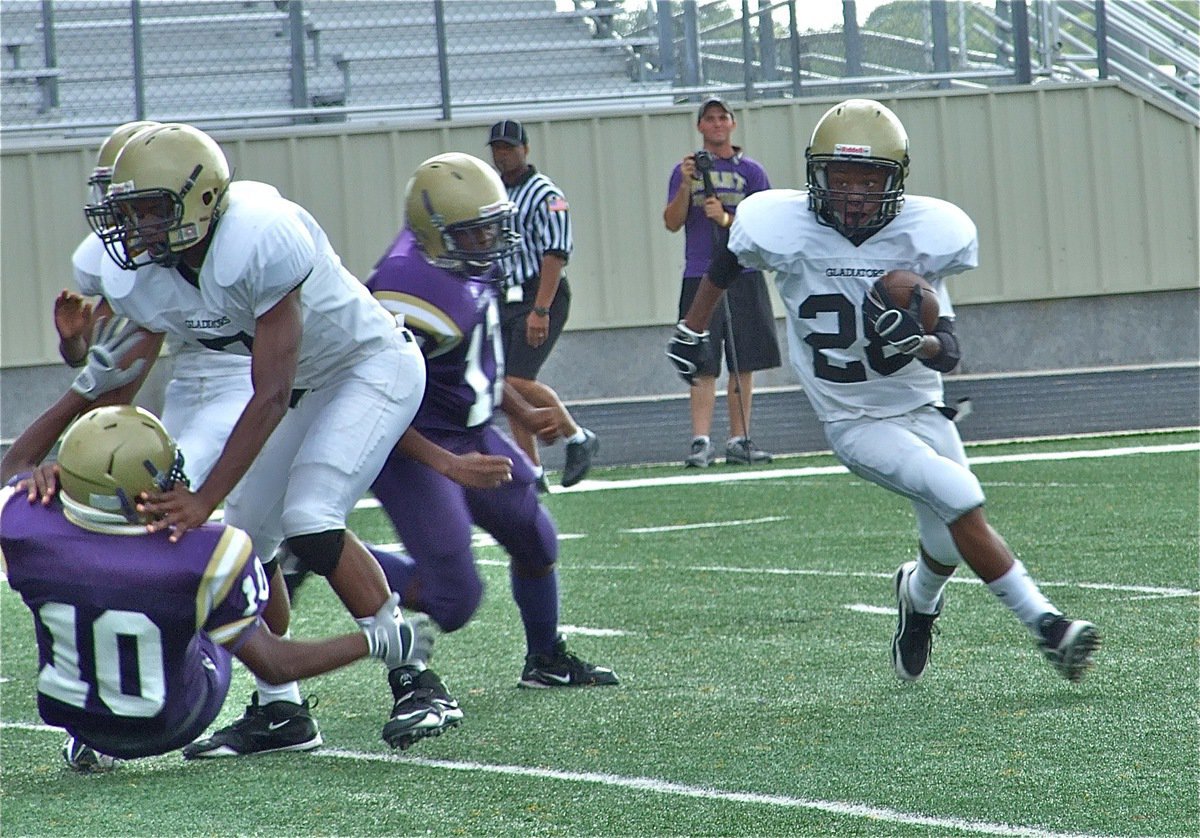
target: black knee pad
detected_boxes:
[286,529,346,577]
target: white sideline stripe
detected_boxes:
[688,565,1199,598]
[0,725,1113,837]
[845,603,894,615]
[551,442,1200,493]
[622,515,788,533]
[198,440,1199,521]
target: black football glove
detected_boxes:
[666,321,710,385]
[867,279,926,356]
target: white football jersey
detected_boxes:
[72,232,251,380]
[93,181,397,389]
[729,190,978,422]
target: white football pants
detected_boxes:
[222,327,425,560]
[824,405,985,565]
[159,350,254,488]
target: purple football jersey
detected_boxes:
[1,490,267,758]
[367,229,504,433]
[667,152,771,277]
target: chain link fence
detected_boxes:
[2,0,1195,139]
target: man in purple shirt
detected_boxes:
[366,152,618,690]
[1,401,422,771]
[664,97,782,468]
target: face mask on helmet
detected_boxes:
[805,99,909,244]
[88,123,231,270]
[57,405,189,526]
[405,152,519,280]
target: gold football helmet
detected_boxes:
[89,123,231,269]
[88,120,161,206]
[57,405,187,525]
[805,99,909,243]
[405,152,517,277]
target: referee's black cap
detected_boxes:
[697,97,734,122]
[487,119,528,147]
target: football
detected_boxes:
[878,270,939,332]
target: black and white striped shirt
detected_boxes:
[501,165,572,289]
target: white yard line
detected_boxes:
[620,515,788,533]
[0,723,1114,838]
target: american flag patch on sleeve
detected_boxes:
[547,196,568,212]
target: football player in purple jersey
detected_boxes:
[365,153,618,689]
[1,402,426,772]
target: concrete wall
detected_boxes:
[2,82,1198,439]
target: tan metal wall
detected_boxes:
[3,81,1197,368]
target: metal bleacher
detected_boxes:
[0,0,673,135]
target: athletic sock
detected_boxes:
[511,569,559,657]
[256,675,302,707]
[986,558,1060,636]
[566,429,588,445]
[909,558,952,613]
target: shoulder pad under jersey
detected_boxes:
[727,189,812,273]
[205,181,308,290]
[71,234,106,295]
[886,195,978,277]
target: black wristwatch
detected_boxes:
[532,306,550,317]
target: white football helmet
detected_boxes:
[805,98,909,243]
[57,405,187,525]
[405,152,517,278]
[89,123,231,269]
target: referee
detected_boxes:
[487,119,598,490]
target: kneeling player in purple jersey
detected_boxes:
[1,403,427,772]
[366,153,619,689]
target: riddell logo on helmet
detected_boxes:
[834,144,871,156]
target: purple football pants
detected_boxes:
[371,425,559,636]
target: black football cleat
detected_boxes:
[62,736,116,772]
[1037,613,1100,682]
[183,693,321,759]
[892,561,943,682]
[382,665,457,750]
[519,634,619,688]
[561,429,599,487]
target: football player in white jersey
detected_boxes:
[669,99,1099,683]
[59,119,255,488]
[82,122,474,752]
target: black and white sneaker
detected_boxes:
[416,668,464,726]
[182,694,322,759]
[725,436,773,464]
[684,437,716,468]
[562,428,599,487]
[519,635,619,688]
[382,665,454,750]
[1037,613,1100,682]
[892,561,943,682]
[62,736,116,772]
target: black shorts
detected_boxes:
[501,278,570,380]
[678,271,781,377]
